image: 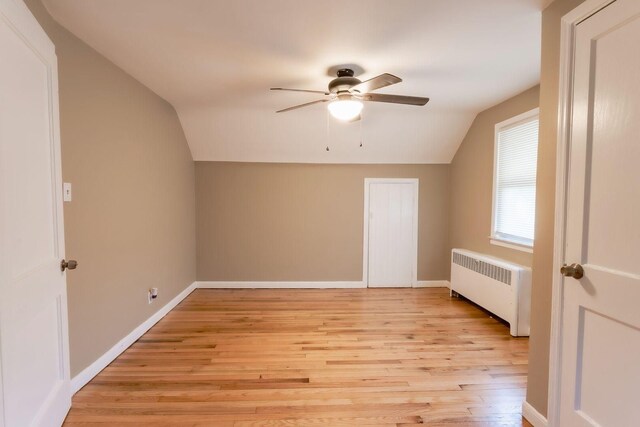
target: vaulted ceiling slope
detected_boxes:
[42,0,546,164]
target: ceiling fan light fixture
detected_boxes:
[328,98,363,121]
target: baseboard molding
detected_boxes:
[414,280,450,288]
[196,281,451,289]
[196,281,366,289]
[522,401,548,427]
[70,281,197,394]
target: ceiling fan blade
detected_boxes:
[276,99,329,113]
[363,93,429,106]
[350,73,402,94]
[271,87,330,95]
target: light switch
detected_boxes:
[63,183,72,202]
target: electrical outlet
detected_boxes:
[148,287,158,304]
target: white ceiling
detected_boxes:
[42,0,546,164]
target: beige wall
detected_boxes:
[25,0,196,376]
[526,0,586,416]
[450,85,540,267]
[196,162,450,282]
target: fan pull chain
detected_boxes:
[325,109,330,152]
[359,111,364,148]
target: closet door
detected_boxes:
[365,179,418,288]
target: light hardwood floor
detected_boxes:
[64,288,533,426]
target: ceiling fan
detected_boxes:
[271,68,429,121]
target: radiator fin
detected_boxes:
[452,252,512,285]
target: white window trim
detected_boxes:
[490,107,539,252]
[490,238,534,253]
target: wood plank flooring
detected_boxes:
[64,288,532,426]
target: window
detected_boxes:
[491,108,539,251]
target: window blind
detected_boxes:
[493,117,539,246]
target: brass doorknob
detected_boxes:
[61,259,78,272]
[561,263,583,279]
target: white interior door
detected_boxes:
[0,0,71,426]
[557,1,640,425]
[364,179,418,288]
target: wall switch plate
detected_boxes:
[63,183,72,202]
[148,287,159,304]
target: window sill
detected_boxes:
[490,238,533,253]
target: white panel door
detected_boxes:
[558,1,640,425]
[0,0,71,426]
[365,179,418,287]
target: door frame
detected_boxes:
[547,0,617,424]
[362,178,419,288]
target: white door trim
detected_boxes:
[547,0,617,424]
[362,178,419,287]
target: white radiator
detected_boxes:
[450,249,531,336]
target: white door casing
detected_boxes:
[363,179,418,288]
[0,0,71,426]
[548,0,640,426]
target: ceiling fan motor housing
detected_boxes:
[328,68,361,94]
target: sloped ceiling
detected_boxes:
[42,0,545,163]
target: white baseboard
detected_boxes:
[197,281,451,289]
[522,401,548,427]
[414,280,450,288]
[70,281,197,394]
[196,281,366,289]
